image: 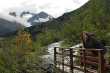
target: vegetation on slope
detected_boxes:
[0,31,47,73]
[1,0,110,72]
[32,0,110,46]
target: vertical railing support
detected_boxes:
[70,48,74,73]
[83,50,86,73]
[54,47,57,67]
[61,48,64,73]
[98,49,105,73]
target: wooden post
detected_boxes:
[61,48,64,73]
[98,50,104,73]
[83,50,86,73]
[70,48,74,73]
[54,47,57,67]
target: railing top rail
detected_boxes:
[80,49,104,51]
[55,47,104,51]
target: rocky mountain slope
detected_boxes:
[0,13,30,36]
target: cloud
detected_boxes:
[0,0,89,17]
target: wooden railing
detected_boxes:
[54,47,110,73]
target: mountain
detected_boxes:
[22,11,53,25]
[0,13,30,37]
[27,0,110,46]
[1,0,110,45]
[9,11,53,26]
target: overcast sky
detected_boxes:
[0,0,89,17]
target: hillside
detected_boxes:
[0,14,25,36]
[28,0,110,46]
